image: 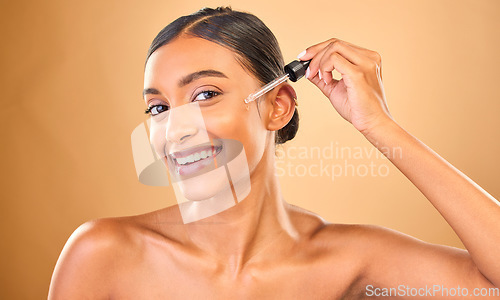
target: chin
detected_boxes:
[176,171,233,202]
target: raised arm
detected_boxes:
[297,38,500,290]
[359,109,500,288]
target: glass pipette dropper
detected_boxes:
[244,59,311,104]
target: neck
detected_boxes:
[180,147,299,276]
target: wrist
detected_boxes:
[359,115,399,139]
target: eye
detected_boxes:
[144,104,169,116]
[194,90,220,101]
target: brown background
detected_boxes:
[1,0,499,298]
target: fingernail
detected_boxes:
[297,50,306,59]
[318,71,322,80]
[324,79,328,85]
[305,67,310,79]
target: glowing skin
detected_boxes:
[146,98,253,221]
[49,34,500,299]
[149,102,231,203]
[144,35,269,199]
[144,38,278,217]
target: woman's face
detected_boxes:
[143,35,270,201]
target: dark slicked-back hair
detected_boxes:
[145,6,299,144]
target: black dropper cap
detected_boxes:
[284,59,311,82]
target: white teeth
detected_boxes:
[175,147,218,165]
[185,156,194,164]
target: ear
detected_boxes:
[265,83,297,132]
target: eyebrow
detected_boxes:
[143,69,228,98]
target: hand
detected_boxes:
[298,38,394,135]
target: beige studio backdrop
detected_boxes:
[1,0,499,298]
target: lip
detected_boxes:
[169,143,220,159]
[168,143,223,177]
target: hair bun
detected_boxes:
[275,108,299,144]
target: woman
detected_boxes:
[49,6,500,299]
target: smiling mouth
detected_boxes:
[171,145,223,166]
[167,143,223,177]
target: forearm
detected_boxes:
[362,119,500,286]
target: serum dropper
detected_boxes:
[244,59,311,104]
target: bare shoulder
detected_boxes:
[316,222,426,247]
[286,202,391,248]
[315,223,496,297]
[48,207,181,299]
[285,205,371,270]
[283,203,451,264]
[48,217,137,299]
[314,222,470,268]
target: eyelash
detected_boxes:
[144,90,220,115]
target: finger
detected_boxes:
[306,40,361,83]
[309,52,359,91]
[324,52,358,83]
[333,40,383,81]
[304,43,329,81]
[308,70,327,88]
[297,38,339,61]
[308,62,341,96]
[323,77,340,90]
[319,41,371,84]
[297,37,379,63]
[297,38,383,81]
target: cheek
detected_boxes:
[203,106,268,171]
[204,112,242,139]
[150,124,166,157]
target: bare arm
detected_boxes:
[298,37,500,290]
[363,117,500,287]
[358,224,498,299]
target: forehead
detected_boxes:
[144,35,250,85]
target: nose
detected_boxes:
[165,105,199,145]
